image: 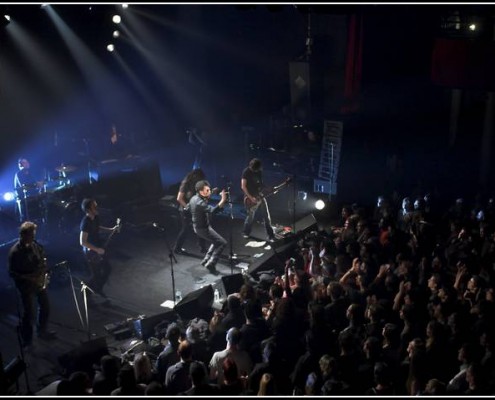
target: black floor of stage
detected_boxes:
[0,197,307,395]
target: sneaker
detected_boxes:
[200,258,209,267]
[242,233,250,239]
[38,330,57,340]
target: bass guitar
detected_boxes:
[84,218,122,263]
[244,177,292,210]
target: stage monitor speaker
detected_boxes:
[58,337,108,377]
[216,273,245,299]
[295,213,318,234]
[248,239,298,277]
[133,309,178,340]
[174,285,213,321]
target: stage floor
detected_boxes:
[0,197,303,394]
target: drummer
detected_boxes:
[14,158,44,222]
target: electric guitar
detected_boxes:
[84,218,122,263]
[244,177,292,210]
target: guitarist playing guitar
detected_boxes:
[80,198,121,299]
[241,158,278,241]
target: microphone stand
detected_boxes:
[80,280,95,341]
[329,141,334,202]
[22,187,29,222]
[226,185,235,275]
[64,259,98,342]
[12,283,31,394]
[46,262,91,340]
[153,223,179,306]
[292,170,297,234]
[82,138,92,185]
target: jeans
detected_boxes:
[16,282,50,345]
[243,200,274,239]
[194,226,227,268]
[175,210,207,252]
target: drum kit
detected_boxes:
[18,164,80,235]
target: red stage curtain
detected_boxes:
[341,13,364,114]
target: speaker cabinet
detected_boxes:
[58,337,109,377]
[133,310,178,340]
[215,273,245,299]
[295,213,318,234]
[174,285,213,321]
[247,239,298,277]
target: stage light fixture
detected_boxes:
[315,199,325,210]
[113,30,120,38]
[112,14,121,24]
[122,4,129,9]
[107,44,115,52]
[468,23,476,31]
[4,14,10,21]
[3,192,15,202]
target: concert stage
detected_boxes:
[0,194,315,394]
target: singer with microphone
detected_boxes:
[8,221,57,348]
[241,158,275,241]
[173,168,208,255]
[189,180,227,275]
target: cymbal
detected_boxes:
[55,165,77,173]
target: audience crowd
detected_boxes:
[36,191,495,395]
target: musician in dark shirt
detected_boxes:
[14,158,43,222]
[102,124,132,161]
[79,198,118,298]
[241,158,275,241]
[8,221,56,347]
[189,180,227,274]
[173,168,207,255]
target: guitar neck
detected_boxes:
[103,231,116,249]
[102,219,121,249]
